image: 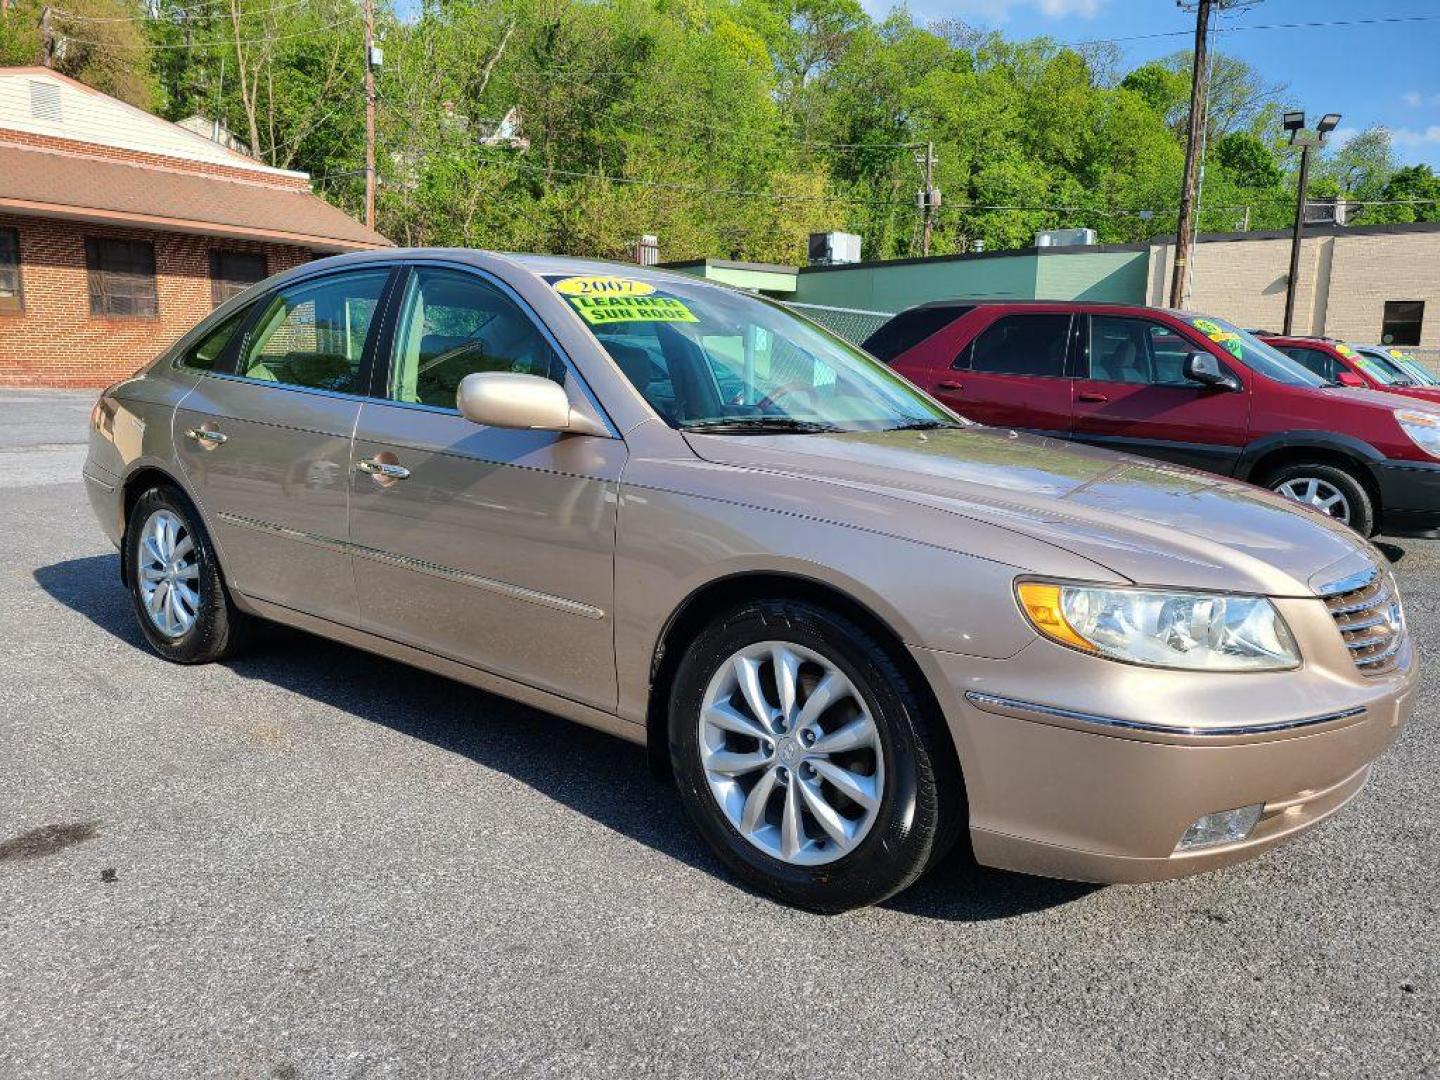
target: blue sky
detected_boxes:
[873,0,1440,168]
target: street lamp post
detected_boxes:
[1282,110,1341,335]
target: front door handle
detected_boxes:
[1077,392,1109,403]
[185,427,228,445]
[936,380,963,391]
[355,459,410,481]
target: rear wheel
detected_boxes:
[669,599,961,913]
[123,485,250,663]
[1262,462,1375,536]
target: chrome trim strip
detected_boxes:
[1353,635,1404,667]
[1327,579,1393,615]
[1318,565,1379,598]
[964,691,1366,737]
[82,470,116,493]
[214,511,604,620]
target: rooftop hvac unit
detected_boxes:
[808,231,862,266]
[1034,228,1098,248]
[1304,198,1348,226]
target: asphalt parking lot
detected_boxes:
[1,389,1437,1080]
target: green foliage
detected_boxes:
[14,0,1399,262]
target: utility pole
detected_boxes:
[363,0,377,230]
[1168,0,1211,308]
[922,141,935,258]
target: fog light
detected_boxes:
[1177,805,1263,850]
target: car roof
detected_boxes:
[903,298,1191,317]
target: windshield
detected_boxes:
[546,272,958,433]
[1184,316,1328,388]
[1340,343,1405,385]
[1370,347,1439,387]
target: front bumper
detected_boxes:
[1374,458,1440,537]
[912,593,1417,883]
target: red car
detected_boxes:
[865,301,1440,538]
[1259,334,1440,406]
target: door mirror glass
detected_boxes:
[1336,370,1366,387]
[1183,351,1240,391]
[456,372,606,435]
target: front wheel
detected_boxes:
[1262,462,1376,536]
[669,599,961,913]
[123,484,250,663]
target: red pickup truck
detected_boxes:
[866,300,1440,538]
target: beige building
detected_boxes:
[1148,222,1440,353]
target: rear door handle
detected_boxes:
[1077,392,1109,403]
[184,427,228,445]
[935,380,963,391]
[355,459,410,480]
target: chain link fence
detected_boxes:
[783,302,894,347]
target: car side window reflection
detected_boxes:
[388,268,566,409]
[1280,346,1337,382]
[239,270,389,393]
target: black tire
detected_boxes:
[123,484,250,663]
[1260,461,1376,537]
[668,599,962,913]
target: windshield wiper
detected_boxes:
[680,417,842,435]
[887,419,964,431]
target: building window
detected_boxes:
[209,250,267,306]
[1381,301,1424,347]
[85,238,158,318]
[0,228,21,313]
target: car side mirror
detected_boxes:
[456,372,608,436]
[1336,370,1366,388]
[1183,351,1241,392]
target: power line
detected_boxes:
[51,0,312,23]
[1065,13,1440,49]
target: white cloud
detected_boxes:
[1390,126,1440,147]
[940,0,1108,23]
[1402,91,1424,107]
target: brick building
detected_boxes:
[0,67,389,388]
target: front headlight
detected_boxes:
[1395,408,1440,458]
[1016,581,1299,671]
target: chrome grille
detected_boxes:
[1322,567,1406,676]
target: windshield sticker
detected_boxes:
[1355,358,1387,379]
[1390,349,1412,360]
[1190,318,1243,358]
[553,275,655,297]
[566,293,699,325]
[1335,343,1358,358]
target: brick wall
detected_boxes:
[1322,232,1440,347]
[1148,228,1440,346]
[0,213,313,388]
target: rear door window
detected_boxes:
[965,313,1071,377]
[862,306,969,362]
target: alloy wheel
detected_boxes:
[698,640,885,866]
[1274,477,1352,523]
[137,508,201,637]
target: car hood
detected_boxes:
[684,425,1377,597]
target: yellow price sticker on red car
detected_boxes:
[1336,343,1358,358]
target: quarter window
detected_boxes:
[965,314,1071,378]
[1087,315,1203,387]
[0,227,21,313]
[179,305,251,372]
[209,250,267,306]
[388,268,565,408]
[85,238,157,318]
[1381,300,1424,347]
[239,270,389,393]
